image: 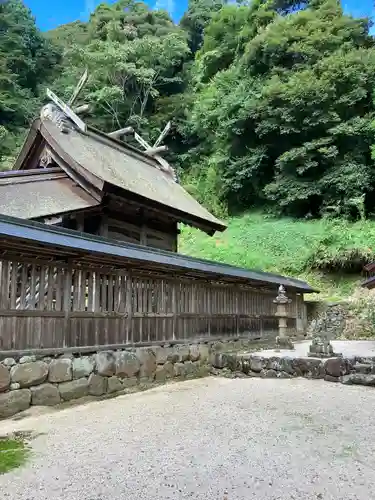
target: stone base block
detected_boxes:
[308,351,342,359]
[276,336,294,350]
[0,389,31,418]
[31,383,60,406]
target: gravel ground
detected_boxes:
[1,377,375,500]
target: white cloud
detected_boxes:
[153,0,176,16]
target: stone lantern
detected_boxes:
[274,285,294,350]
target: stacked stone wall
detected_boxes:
[307,303,349,339]
[211,350,375,386]
[0,338,254,419]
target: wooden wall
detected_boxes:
[105,196,178,251]
[106,217,177,252]
[67,196,179,252]
[0,257,299,354]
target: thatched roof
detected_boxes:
[0,168,99,220]
[8,104,226,235]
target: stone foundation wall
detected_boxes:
[211,351,375,387]
[0,338,255,419]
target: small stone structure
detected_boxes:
[0,338,254,419]
[308,334,341,358]
[211,346,375,386]
[274,285,294,350]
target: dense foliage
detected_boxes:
[179,212,375,300]
[0,0,59,169]
[186,0,375,218]
[1,0,375,219]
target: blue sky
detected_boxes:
[24,0,374,32]
[24,1,185,30]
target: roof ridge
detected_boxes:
[0,169,67,186]
[40,104,174,177]
[0,167,62,178]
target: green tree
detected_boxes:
[88,0,175,41]
[46,21,89,49]
[194,4,252,83]
[187,0,375,217]
[52,0,189,137]
[180,0,228,54]
[0,0,61,168]
[0,0,60,93]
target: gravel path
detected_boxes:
[1,377,375,500]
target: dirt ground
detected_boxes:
[0,376,374,500]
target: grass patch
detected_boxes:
[0,435,29,474]
[179,212,375,300]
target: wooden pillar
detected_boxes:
[296,294,307,334]
[140,224,147,246]
[63,265,73,348]
[76,213,85,233]
[99,214,108,238]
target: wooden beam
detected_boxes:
[153,121,171,148]
[133,131,175,177]
[107,212,178,237]
[145,145,168,156]
[74,104,91,115]
[133,131,150,150]
[108,195,180,227]
[46,88,87,133]
[108,127,134,139]
[68,69,88,107]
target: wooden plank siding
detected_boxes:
[103,197,178,252]
[55,196,179,252]
[0,257,299,353]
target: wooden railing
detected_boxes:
[0,258,299,354]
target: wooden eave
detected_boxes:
[13,119,45,172]
[106,184,219,236]
[0,168,101,220]
[12,121,103,204]
[0,214,317,293]
[39,122,105,198]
